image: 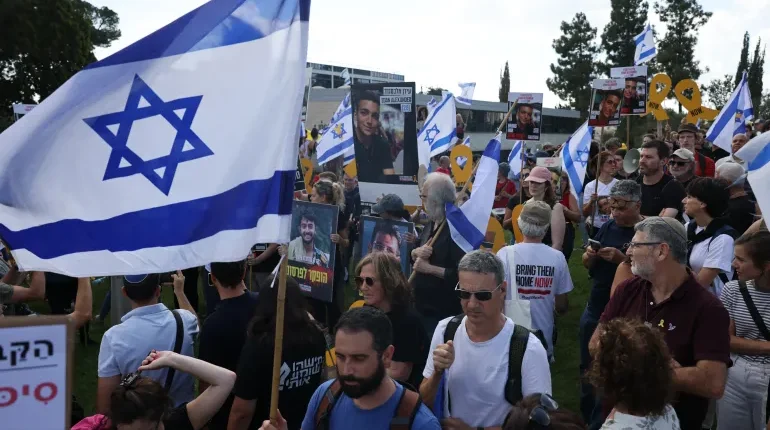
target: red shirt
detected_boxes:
[436,167,451,176]
[494,179,516,209]
[600,274,730,429]
[693,152,715,177]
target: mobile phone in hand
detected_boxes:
[588,239,602,251]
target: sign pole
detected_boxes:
[269,255,289,423]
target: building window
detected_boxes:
[353,69,371,76]
[311,74,332,88]
[354,77,369,84]
[332,66,346,72]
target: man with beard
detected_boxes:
[592,90,622,126]
[288,211,330,267]
[510,104,536,139]
[590,217,730,430]
[669,148,697,191]
[411,173,467,335]
[368,222,401,258]
[353,91,395,183]
[636,140,686,220]
[258,307,440,430]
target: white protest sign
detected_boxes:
[536,157,561,168]
[0,317,73,429]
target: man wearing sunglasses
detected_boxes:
[420,251,551,430]
[669,148,696,192]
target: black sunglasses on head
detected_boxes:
[455,283,502,301]
[529,393,559,428]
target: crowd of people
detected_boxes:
[2,118,770,430]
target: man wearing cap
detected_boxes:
[669,148,697,191]
[590,217,730,429]
[372,194,417,244]
[96,272,199,413]
[678,124,715,177]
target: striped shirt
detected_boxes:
[720,280,770,364]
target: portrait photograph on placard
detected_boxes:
[287,200,338,302]
[588,79,624,127]
[506,92,543,141]
[359,216,414,276]
[610,66,648,115]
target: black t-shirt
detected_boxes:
[163,403,195,430]
[354,135,394,183]
[386,306,428,389]
[638,174,686,220]
[199,291,259,429]
[586,220,636,317]
[727,195,756,235]
[252,244,280,273]
[233,327,327,430]
[505,194,528,210]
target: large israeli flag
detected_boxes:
[317,94,353,165]
[634,24,656,65]
[457,82,476,105]
[736,132,770,218]
[446,134,501,252]
[560,121,593,197]
[0,0,309,276]
[417,92,457,168]
[706,71,754,153]
[507,140,524,177]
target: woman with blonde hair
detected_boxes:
[354,251,427,388]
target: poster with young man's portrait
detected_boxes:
[588,79,624,127]
[610,66,648,115]
[506,92,543,141]
[287,200,338,302]
[351,83,418,206]
[359,216,414,276]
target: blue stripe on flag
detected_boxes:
[638,48,656,61]
[0,170,295,259]
[562,139,584,197]
[87,0,310,70]
[430,131,457,153]
[748,143,770,171]
[317,137,354,164]
[707,92,742,142]
[419,95,453,135]
[457,97,472,104]
[508,141,522,164]
[445,202,485,249]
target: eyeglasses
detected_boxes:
[354,276,376,288]
[608,197,636,210]
[455,283,502,301]
[624,241,662,250]
[529,393,559,428]
[668,160,690,167]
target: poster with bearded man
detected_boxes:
[287,200,338,302]
[610,66,648,115]
[359,216,415,276]
[506,92,543,141]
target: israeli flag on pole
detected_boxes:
[706,71,753,153]
[0,0,309,276]
[343,146,355,166]
[426,97,438,115]
[417,92,457,168]
[507,140,524,177]
[560,121,593,198]
[317,94,354,165]
[340,68,351,86]
[736,132,770,218]
[456,137,472,169]
[634,24,656,65]
[446,134,501,252]
[457,82,476,106]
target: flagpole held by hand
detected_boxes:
[590,129,602,233]
[269,254,289,423]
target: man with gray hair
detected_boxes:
[420,250,551,429]
[716,161,755,235]
[497,200,573,359]
[411,172,466,335]
[591,217,731,429]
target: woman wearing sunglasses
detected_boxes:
[354,252,428,389]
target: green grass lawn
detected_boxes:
[34,242,590,417]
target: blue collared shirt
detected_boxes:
[98,303,199,406]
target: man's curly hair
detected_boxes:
[586,318,674,416]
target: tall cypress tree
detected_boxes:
[735,32,751,86]
[748,39,765,110]
[546,13,601,115]
[600,0,648,74]
[499,62,511,103]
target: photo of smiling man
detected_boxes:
[611,65,648,115]
[352,90,395,183]
[589,79,624,127]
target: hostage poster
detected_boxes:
[287,200,338,303]
[610,66,648,115]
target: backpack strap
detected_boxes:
[739,281,770,341]
[443,314,464,343]
[314,380,343,430]
[504,324,530,406]
[164,310,184,391]
[707,225,738,285]
[390,386,422,430]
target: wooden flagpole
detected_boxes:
[589,127,604,234]
[269,255,289,423]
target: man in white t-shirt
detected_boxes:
[582,160,618,235]
[497,200,573,358]
[419,251,551,429]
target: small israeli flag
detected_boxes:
[457,137,472,169]
[418,92,457,168]
[457,82,476,106]
[736,132,770,219]
[634,24,657,65]
[507,140,524,177]
[560,121,593,197]
[317,94,354,165]
[446,134,502,252]
[0,0,309,276]
[340,68,351,86]
[706,71,754,153]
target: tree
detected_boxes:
[654,0,712,112]
[748,38,765,111]
[735,32,750,87]
[0,0,121,121]
[757,91,770,120]
[702,74,734,109]
[499,62,510,103]
[546,13,600,116]
[600,0,648,74]
[425,87,446,96]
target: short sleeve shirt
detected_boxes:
[686,224,735,297]
[355,135,394,183]
[638,174,686,219]
[720,280,770,364]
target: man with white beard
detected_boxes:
[669,148,696,191]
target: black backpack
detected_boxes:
[686,222,738,285]
[442,314,545,408]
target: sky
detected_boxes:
[91,0,770,109]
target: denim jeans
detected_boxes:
[717,356,770,430]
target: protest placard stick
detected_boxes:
[626,117,631,148]
[589,129,603,233]
[269,255,289,423]
[407,101,517,283]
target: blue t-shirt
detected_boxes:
[586,219,635,317]
[301,379,440,430]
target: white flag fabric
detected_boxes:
[736,132,770,219]
[446,134,502,252]
[340,68,351,86]
[457,82,476,106]
[507,140,524,177]
[0,0,309,276]
[317,93,354,165]
[560,121,593,198]
[706,71,754,153]
[634,24,656,65]
[343,146,355,166]
[417,92,457,168]
[456,136,472,168]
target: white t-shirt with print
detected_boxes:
[600,404,680,429]
[582,178,618,229]
[423,316,551,428]
[497,243,574,356]
[687,223,735,297]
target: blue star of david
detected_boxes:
[331,123,346,140]
[83,74,213,195]
[576,147,590,168]
[424,124,440,145]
